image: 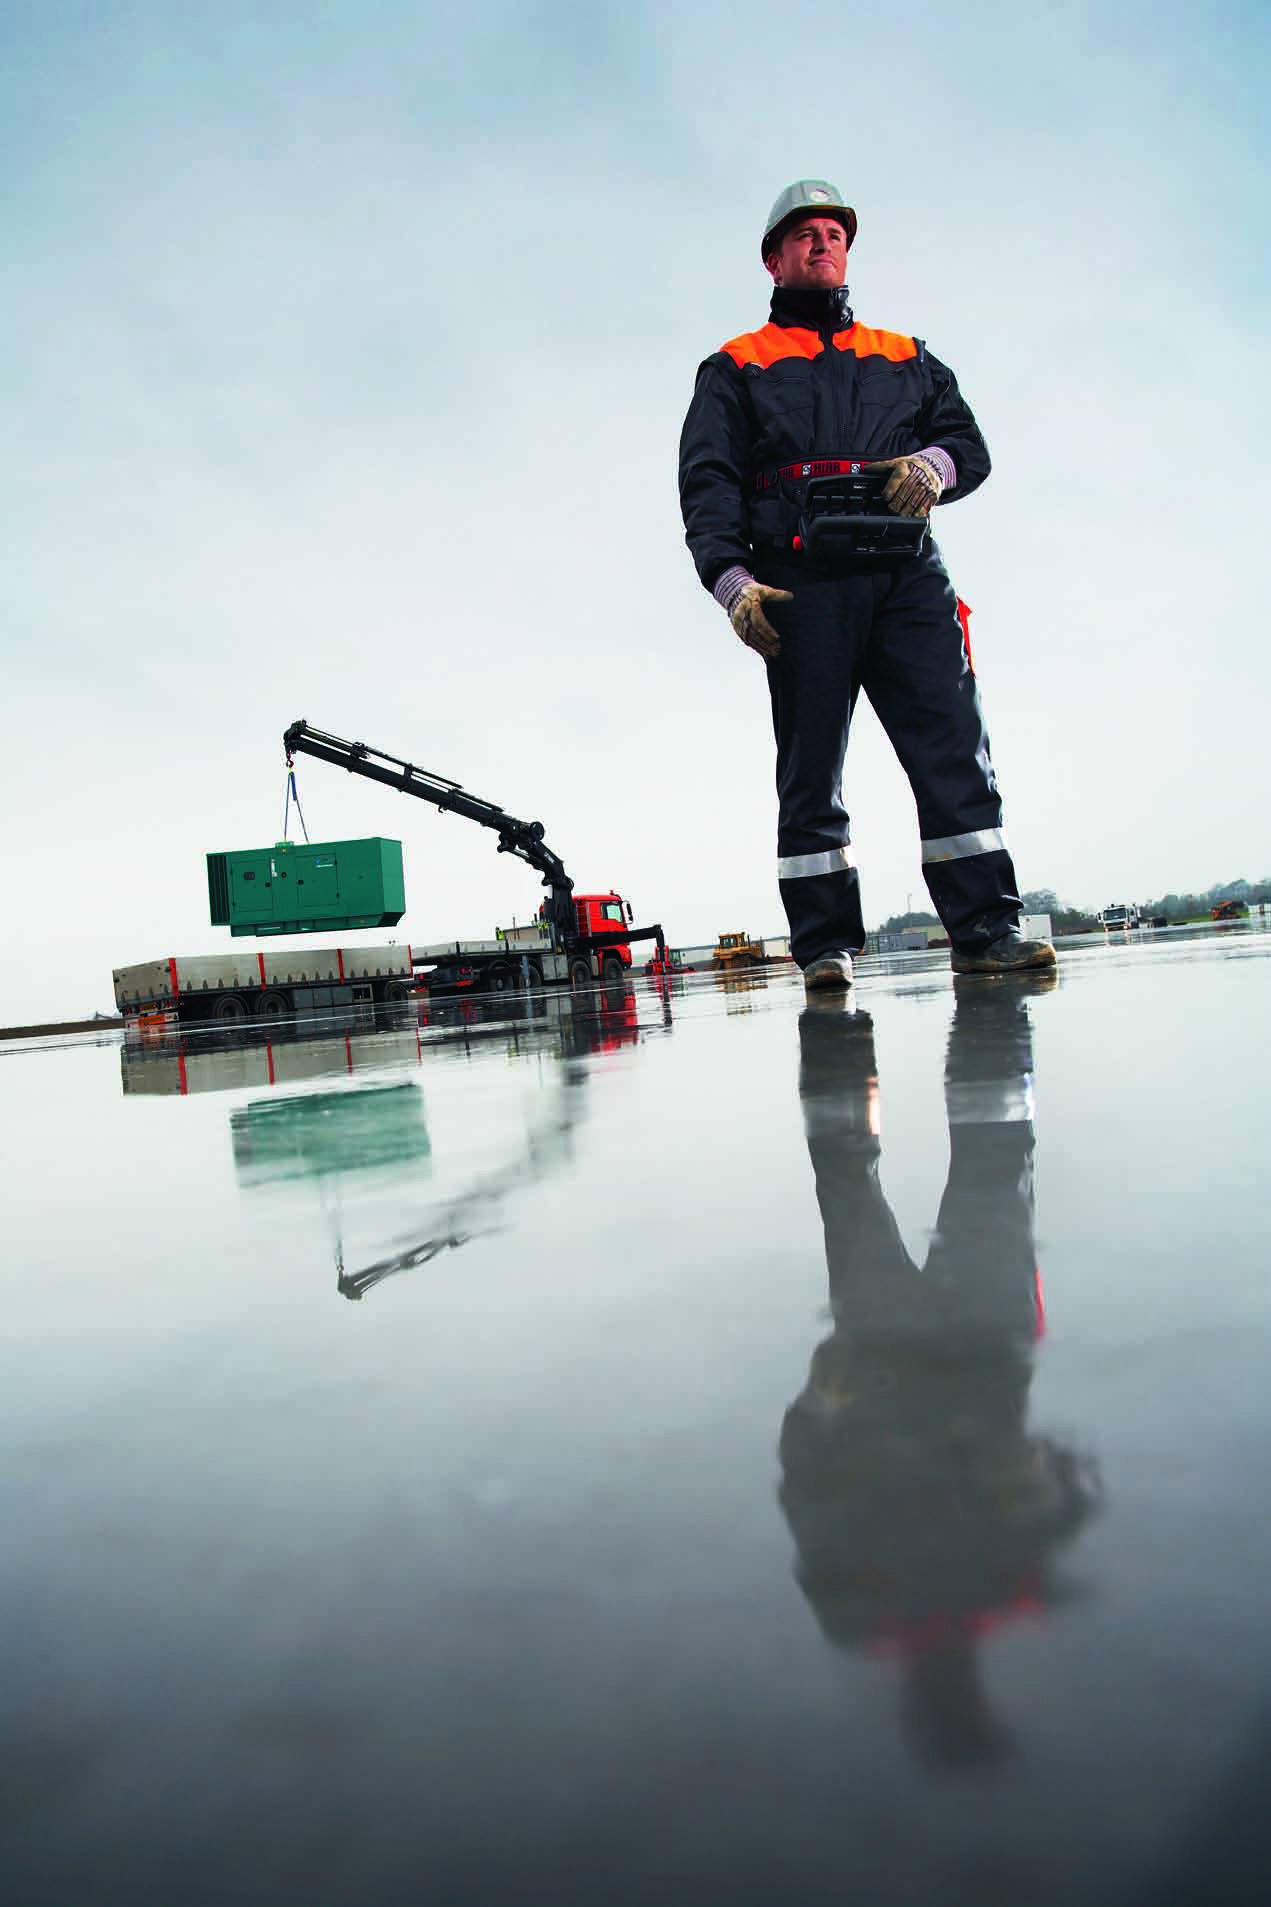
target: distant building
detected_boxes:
[875,928,932,954]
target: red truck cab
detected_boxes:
[537,891,635,970]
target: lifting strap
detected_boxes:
[281,764,310,843]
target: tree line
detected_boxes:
[878,877,1271,936]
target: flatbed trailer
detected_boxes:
[113,942,416,1027]
[113,923,657,1025]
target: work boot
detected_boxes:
[804,952,855,991]
[950,929,1057,976]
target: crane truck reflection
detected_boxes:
[121,984,664,1301]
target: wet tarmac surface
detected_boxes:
[4,929,1270,1905]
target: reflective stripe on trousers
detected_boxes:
[921,827,1008,864]
[777,846,853,880]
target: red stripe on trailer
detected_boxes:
[177,1051,189,1096]
[345,1034,354,1073]
[337,948,346,982]
[258,951,268,988]
[266,1044,275,1086]
[168,957,180,999]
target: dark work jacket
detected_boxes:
[678,284,992,591]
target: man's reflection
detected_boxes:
[780,977,1099,1767]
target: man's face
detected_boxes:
[766,216,849,290]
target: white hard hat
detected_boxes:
[762,180,858,261]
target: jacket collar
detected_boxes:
[769,284,854,333]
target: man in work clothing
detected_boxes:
[678,179,1056,988]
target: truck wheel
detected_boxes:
[525,960,544,989]
[211,991,250,1022]
[601,953,624,986]
[569,956,592,990]
[257,989,291,1021]
[486,962,514,993]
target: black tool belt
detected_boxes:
[752,460,928,563]
[796,469,927,562]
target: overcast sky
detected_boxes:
[3,0,1267,1017]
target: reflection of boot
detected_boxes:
[798,1005,878,1146]
[952,967,1058,1004]
[926,982,1041,1349]
[798,1009,920,1337]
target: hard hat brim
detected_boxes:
[762,202,857,262]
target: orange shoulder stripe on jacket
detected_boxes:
[720,324,823,369]
[833,325,917,363]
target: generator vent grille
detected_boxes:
[206,853,230,925]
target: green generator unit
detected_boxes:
[207,837,405,937]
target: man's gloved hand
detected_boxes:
[871,452,946,519]
[730,582,793,659]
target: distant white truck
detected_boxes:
[1097,903,1140,931]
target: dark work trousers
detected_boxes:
[755,544,1022,967]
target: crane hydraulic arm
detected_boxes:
[283,719,578,939]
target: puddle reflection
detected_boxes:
[117,984,670,1305]
[783,975,1102,1766]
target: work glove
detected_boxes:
[729,582,793,660]
[871,452,946,518]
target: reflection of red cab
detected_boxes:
[591,983,641,1054]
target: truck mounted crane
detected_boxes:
[111,725,668,1025]
[283,720,667,993]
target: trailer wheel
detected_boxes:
[211,991,251,1022]
[380,978,411,1003]
[525,959,544,989]
[486,962,514,993]
[257,989,291,1021]
[569,956,592,990]
[600,953,624,986]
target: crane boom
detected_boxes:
[283,720,577,938]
